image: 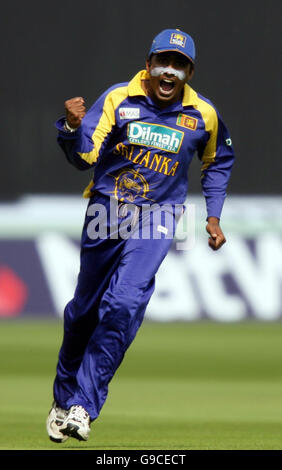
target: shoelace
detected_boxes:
[69,405,89,422]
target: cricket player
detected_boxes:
[46,28,234,442]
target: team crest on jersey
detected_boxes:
[113,169,150,203]
[170,32,187,48]
[127,121,184,153]
[176,113,198,131]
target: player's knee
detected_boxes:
[100,284,147,328]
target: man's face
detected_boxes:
[145,52,194,108]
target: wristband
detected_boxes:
[64,120,78,133]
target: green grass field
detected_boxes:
[0,319,282,450]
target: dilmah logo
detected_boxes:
[119,108,140,120]
[127,121,184,153]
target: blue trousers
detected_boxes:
[53,192,177,421]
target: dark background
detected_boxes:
[1,0,281,199]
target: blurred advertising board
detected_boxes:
[0,195,281,321]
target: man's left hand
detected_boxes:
[206,217,226,251]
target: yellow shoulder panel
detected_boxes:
[196,96,218,169]
[78,85,129,165]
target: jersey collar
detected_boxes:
[128,69,198,108]
[128,70,148,97]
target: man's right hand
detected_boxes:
[65,97,86,129]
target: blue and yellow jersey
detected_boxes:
[56,70,234,218]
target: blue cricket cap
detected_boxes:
[148,28,196,64]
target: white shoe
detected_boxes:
[46,401,69,443]
[60,405,91,441]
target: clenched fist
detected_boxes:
[206,216,226,251]
[65,97,86,129]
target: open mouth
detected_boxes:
[159,78,175,95]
